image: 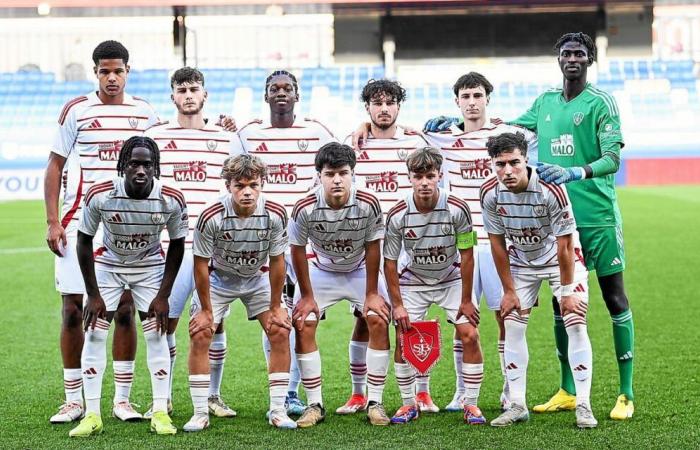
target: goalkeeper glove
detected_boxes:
[423,116,460,133]
[536,162,585,185]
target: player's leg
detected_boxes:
[413,288,438,414]
[111,292,142,421]
[208,320,236,417]
[336,315,369,415]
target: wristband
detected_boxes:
[560,284,576,296]
[456,231,477,249]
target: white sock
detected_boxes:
[504,312,529,407]
[416,374,430,394]
[394,363,416,406]
[189,374,210,417]
[563,312,593,406]
[113,360,135,404]
[166,333,176,401]
[366,348,389,404]
[262,330,272,367]
[63,368,83,404]
[209,332,227,397]
[81,318,109,415]
[269,372,289,411]
[288,329,301,394]
[296,351,323,406]
[498,340,509,396]
[461,363,484,406]
[453,339,464,396]
[349,341,368,396]
[143,318,170,412]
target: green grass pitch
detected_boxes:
[1,186,698,449]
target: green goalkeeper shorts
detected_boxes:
[578,224,626,277]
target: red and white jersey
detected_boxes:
[238,117,337,214]
[145,120,244,249]
[79,178,188,274]
[343,127,428,214]
[289,186,383,273]
[52,91,160,233]
[424,119,537,243]
[480,169,582,274]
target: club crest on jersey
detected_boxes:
[460,158,492,179]
[257,229,270,240]
[98,141,122,161]
[413,246,447,265]
[441,224,452,235]
[397,149,409,161]
[206,140,218,151]
[348,218,360,230]
[550,134,575,156]
[365,171,398,192]
[573,112,584,126]
[115,233,150,250]
[174,161,208,182]
[267,163,297,184]
[151,213,165,225]
[297,139,309,152]
[128,117,139,129]
[510,227,541,245]
[225,250,260,266]
[322,239,353,254]
[533,204,546,216]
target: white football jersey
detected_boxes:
[238,117,337,214]
[288,186,383,273]
[343,126,428,214]
[424,119,537,243]
[145,120,244,249]
[79,178,188,273]
[193,194,288,279]
[480,169,582,274]
[384,188,472,290]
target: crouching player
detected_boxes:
[482,132,596,428]
[290,143,391,427]
[185,154,295,431]
[384,147,485,425]
[73,136,187,437]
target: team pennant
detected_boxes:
[400,320,441,376]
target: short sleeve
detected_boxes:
[365,206,385,242]
[78,190,101,236]
[596,95,625,150]
[268,210,289,257]
[193,211,218,258]
[288,207,309,247]
[166,199,189,240]
[52,104,78,158]
[509,95,542,132]
[547,185,577,237]
[481,189,505,235]
[382,213,403,261]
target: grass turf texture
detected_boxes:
[1,186,698,449]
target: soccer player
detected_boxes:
[144,67,244,419]
[510,32,634,420]
[238,70,337,415]
[184,154,295,431]
[481,132,596,428]
[70,136,187,437]
[334,79,429,415]
[44,40,159,423]
[384,147,485,425]
[289,143,391,427]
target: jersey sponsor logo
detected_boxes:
[267,163,297,184]
[98,141,122,161]
[550,134,575,156]
[533,204,546,216]
[115,233,150,250]
[357,150,370,160]
[397,149,409,161]
[225,250,260,266]
[413,246,447,265]
[509,227,541,245]
[207,140,218,151]
[298,139,309,152]
[322,239,353,254]
[164,140,178,150]
[366,171,399,192]
[573,112,584,126]
[460,158,492,179]
[174,161,208,182]
[128,117,139,129]
[151,213,165,224]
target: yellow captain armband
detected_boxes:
[456,231,477,250]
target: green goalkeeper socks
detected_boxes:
[612,310,635,400]
[554,315,576,395]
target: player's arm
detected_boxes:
[489,233,521,318]
[191,255,214,337]
[364,239,390,323]
[384,258,409,331]
[265,253,292,333]
[509,95,541,132]
[290,243,317,328]
[457,246,478,325]
[76,230,106,331]
[44,153,68,256]
[150,237,184,333]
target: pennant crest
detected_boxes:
[400,320,441,375]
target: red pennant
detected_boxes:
[400,320,441,376]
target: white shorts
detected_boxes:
[95,269,163,312]
[293,264,390,321]
[402,283,478,325]
[514,262,589,310]
[473,244,503,311]
[54,233,84,295]
[169,249,195,319]
[191,270,273,324]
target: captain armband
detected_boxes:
[456,231,477,250]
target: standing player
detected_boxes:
[334,79,428,415]
[70,136,186,437]
[289,143,391,427]
[144,67,244,419]
[184,154,296,431]
[511,32,634,420]
[384,147,485,425]
[481,132,596,428]
[44,40,159,423]
[238,70,337,415]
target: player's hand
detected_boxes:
[363,291,391,323]
[457,300,480,326]
[148,295,170,335]
[351,122,371,150]
[265,306,292,333]
[217,115,237,132]
[292,296,319,330]
[189,309,214,337]
[536,162,584,185]
[500,290,522,319]
[83,295,107,331]
[46,221,67,257]
[560,294,587,318]
[393,305,411,332]
[423,115,459,133]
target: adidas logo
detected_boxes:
[505,363,518,370]
[497,207,508,216]
[610,257,622,266]
[164,140,177,150]
[83,367,97,376]
[405,229,417,239]
[255,143,269,152]
[221,232,233,241]
[545,114,551,122]
[154,369,168,379]
[575,283,586,293]
[107,213,123,224]
[86,119,102,129]
[357,150,370,160]
[573,364,588,371]
[618,351,633,361]
[313,223,326,232]
[452,139,464,148]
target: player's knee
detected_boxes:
[114,299,135,328]
[366,314,387,332]
[459,326,480,349]
[267,325,290,346]
[603,291,629,315]
[191,328,213,350]
[62,299,83,329]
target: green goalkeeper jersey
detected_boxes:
[511,82,624,227]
